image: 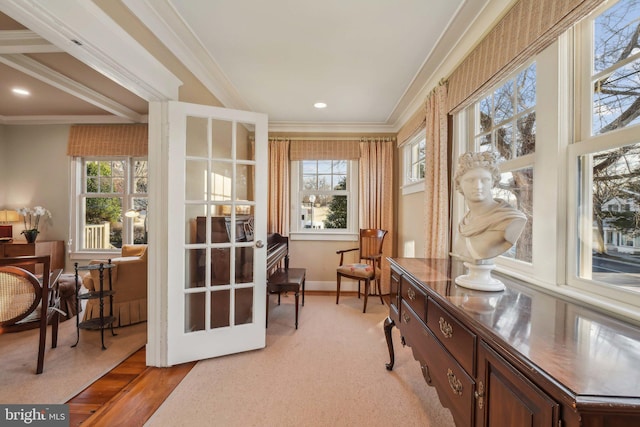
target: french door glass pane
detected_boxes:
[184,114,257,333]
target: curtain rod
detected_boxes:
[263,136,396,142]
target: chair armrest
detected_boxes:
[336,247,359,266]
[82,272,95,291]
[336,248,358,255]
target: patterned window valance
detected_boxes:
[67,124,148,157]
[289,139,360,160]
[447,0,604,113]
[397,107,426,147]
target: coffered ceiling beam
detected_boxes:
[0,53,144,122]
[0,29,62,53]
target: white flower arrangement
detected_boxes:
[17,206,51,239]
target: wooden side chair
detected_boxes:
[336,228,388,313]
[0,255,62,374]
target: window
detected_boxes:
[591,0,640,136]
[402,134,426,194]
[72,157,148,254]
[569,0,640,303]
[407,136,426,182]
[290,159,358,239]
[466,61,536,263]
[452,0,640,320]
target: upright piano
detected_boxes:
[266,233,288,274]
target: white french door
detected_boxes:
[165,101,268,365]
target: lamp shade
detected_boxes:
[0,209,20,223]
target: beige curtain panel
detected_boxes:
[359,139,394,294]
[424,84,450,259]
[447,0,604,113]
[67,124,148,156]
[268,138,291,235]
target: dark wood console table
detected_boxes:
[0,240,64,274]
[385,257,640,427]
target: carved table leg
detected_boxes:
[384,316,396,370]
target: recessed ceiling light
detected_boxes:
[314,102,327,109]
[12,88,30,96]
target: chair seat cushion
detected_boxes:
[337,263,374,279]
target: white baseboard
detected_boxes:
[304,280,360,292]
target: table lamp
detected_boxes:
[0,209,20,240]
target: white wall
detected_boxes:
[0,125,6,207]
[397,190,426,258]
[2,125,70,253]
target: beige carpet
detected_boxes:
[0,318,146,404]
[146,294,455,427]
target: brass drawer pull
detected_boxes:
[407,287,416,300]
[439,317,453,338]
[474,381,485,409]
[447,368,463,396]
[402,312,411,324]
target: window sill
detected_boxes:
[401,180,424,195]
[290,231,358,242]
[70,250,120,261]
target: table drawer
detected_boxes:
[427,298,476,375]
[410,319,475,427]
[401,275,427,323]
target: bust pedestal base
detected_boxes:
[455,261,505,292]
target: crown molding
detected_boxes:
[122,0,250,111]
[0,114,148,125]
[390,0,517,130]
[268,121,397,134]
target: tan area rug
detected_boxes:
[146,294,455,427]
[0,318,146,404]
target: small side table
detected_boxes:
[72,261,117,350]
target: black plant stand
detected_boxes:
[72,261,117,350]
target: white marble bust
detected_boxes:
[453,151,527,261]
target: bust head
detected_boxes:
[453,150,527,262]
[454,151,501,195]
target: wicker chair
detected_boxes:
[0,255,63,374]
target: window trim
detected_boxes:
[565,0,640,311]
[402,132,426,195]
[289,160,358,241]
[69,155,148,260]
[458,59,539,275]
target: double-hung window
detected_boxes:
[290,159,358,239]
[72,157,148,254]
[568,0,640,304]
[402,134,426,194]
[464,61,537,264]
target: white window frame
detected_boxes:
[454,39,567,288]
[402,132,426,195]
[289,160,358,241]
[567,0,640,311]
[69,156,148,260]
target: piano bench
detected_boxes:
[266,268,306,329]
